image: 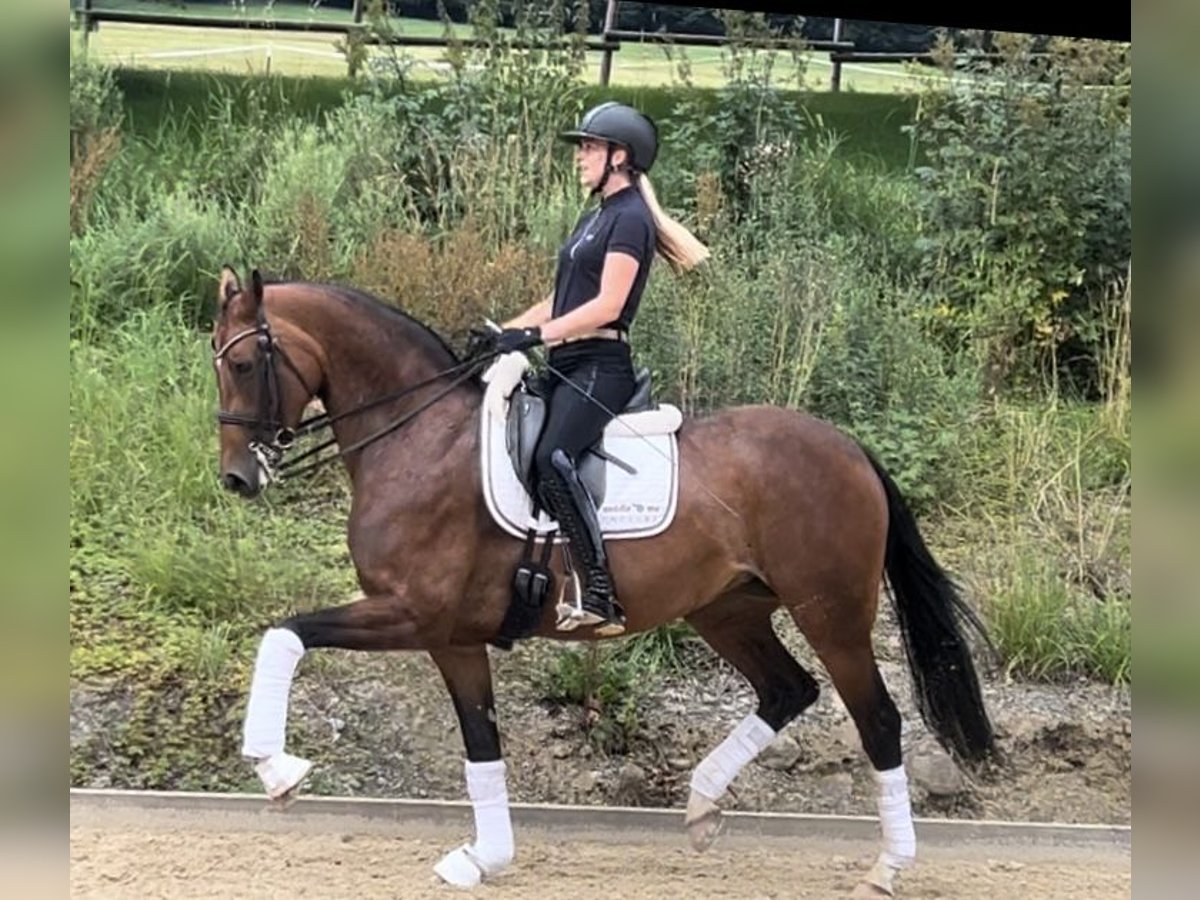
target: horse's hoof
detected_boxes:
[850,882,893,898]
[851,858,901,897]
[686,809,723,852]
[254,752,313,805]
[684,793,724,852]
[433,845,485,888]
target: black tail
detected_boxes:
[863,447,997,767]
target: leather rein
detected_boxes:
[213,313,495,484]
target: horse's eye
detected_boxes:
[233,359,254,376]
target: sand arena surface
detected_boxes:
[70,800,1130,899]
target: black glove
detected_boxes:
[464,325,498,360]
[493,326,544,355]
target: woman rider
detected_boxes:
[484,101,709,636]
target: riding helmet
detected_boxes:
[559,101,659,173]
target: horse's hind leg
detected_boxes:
[682,594,820,851]
[427,645,515,888]
[802,620,914,899]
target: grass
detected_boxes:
[534,627,706,756]
[85,0,370,27]
[946,396,1132,686]
[113,63,354,134]
[102,66,920,171]
[69,303,356,685]
[984,546,1131,684]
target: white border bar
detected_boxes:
[71,788,1130,853]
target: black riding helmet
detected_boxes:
[559,102,659,190]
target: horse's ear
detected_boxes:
[218,266,241,312]
[249,269,265,313]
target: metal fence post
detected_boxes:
[599,0,619,87]
[831,18,844,92]
[75,0,95,49]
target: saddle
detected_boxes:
[480,351,683,543]
[504,366,656,510]
[478,351,684,650]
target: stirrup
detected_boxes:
[556,602,626,636]
[554,578,627,636]
[555,571,626,636]
[554,568,588,632]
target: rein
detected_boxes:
[214,314,499,484]
[278,359,487,481]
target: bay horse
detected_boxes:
[210,266,996,897]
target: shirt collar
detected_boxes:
[600,184,636,206]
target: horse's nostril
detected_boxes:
[222,471,252,495]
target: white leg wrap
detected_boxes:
[434,759,514,886]
[689,714,778,801]
[241,628,305,759]
[875,765,917,869]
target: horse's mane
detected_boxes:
[266,279,485,387]
[330,284,463,362]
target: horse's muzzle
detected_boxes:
[221,467,260,498]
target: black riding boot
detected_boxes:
[540,448,626,636]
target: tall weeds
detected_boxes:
[69,302,355,701]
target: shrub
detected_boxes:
[908,32,1131,397]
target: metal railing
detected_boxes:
[71,1,962,91]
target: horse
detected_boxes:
[210,266,997,897]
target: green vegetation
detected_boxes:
[69,13,1131,781]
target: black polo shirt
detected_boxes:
[551,185,657,332]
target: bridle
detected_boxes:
[213,310,498,485]
[213,309,319,482]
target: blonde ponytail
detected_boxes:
[636,173,711,274]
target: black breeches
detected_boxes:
[532,354,636,500]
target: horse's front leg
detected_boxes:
[240,624,311,803]
[427,644,515,887]
[240,595,437,804]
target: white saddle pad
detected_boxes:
[478,352,682,541]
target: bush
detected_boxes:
[802,274,981,511]
[908,32,1131,397]
[71,186,244,336]
[71,53,123,143]
[349,224,555,346]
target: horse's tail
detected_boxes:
[862,445,997,768]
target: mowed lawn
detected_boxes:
[72,1,944,92]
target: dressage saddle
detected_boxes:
[504,366,654,511]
